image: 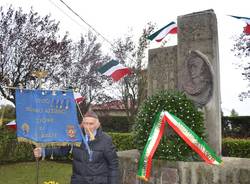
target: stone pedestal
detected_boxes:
[118,150,250,184]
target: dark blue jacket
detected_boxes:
[46,128,120,184]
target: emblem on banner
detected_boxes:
[22,123,30,134]
[67,125,76,139]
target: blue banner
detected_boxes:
[15,89,82,146]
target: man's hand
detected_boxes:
[33,147,42,159]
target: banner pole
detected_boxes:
[75,102,95,140]
[31,70,47,184]
[36,157,39,184]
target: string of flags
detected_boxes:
[97,59,132,81]
[97,15,250,82]
[146,14,250,44]
[97,22,177,81]
[97,22,177,82]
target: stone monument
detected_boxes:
[117,10,250,184]
[148,9,221,155]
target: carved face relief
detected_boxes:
[181,50,213,107]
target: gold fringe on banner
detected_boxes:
[17,137,81,147]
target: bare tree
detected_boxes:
[231,33,250,100]
[0,6,72,104]
[112,23,155,129]
[68,32,112,113]
[0,6,112,109]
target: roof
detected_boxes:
[92,100,126,110]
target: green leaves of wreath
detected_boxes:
[133,90,205,161]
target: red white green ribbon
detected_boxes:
[137,111,222,181]
[137,112,166,181]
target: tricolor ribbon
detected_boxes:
[137,111,222,181]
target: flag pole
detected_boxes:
[72,95,93,160]
[75,101,95,140]
[36,157,39,184]
[31,70,48,184]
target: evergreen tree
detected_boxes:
[230,108,239,117]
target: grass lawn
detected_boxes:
[0,161,72,184]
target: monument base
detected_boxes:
[118,150,250,184]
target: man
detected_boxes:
[34,110,120,184]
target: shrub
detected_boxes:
[1,130,250,162]
[101,116,129,132]
[222,138,250,158]
[0,126,34,163]
[108,132,135,151]
[133,90,205,161]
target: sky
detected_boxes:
[1,0,250,115]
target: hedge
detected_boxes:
[108,132,135,151]
[0,128,136,163]
[0,139,34,163]
[222,137,250,158]
[0,126,34,163]
[1,131,249,163]
[100,116,129,133]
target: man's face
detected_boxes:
[81,117,100,134]
[189,58,204,79]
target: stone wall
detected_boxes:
[118,150,250,184]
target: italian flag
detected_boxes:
[73,92,85,104]
[98,60,132,81]
[147,21,177,42]
[6,120,17,130]
[229,15,250,35]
